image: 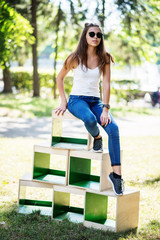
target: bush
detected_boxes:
[10,71,33,91]
[10,70,140,103]
[10,70,73,97]
[111,79,141,104]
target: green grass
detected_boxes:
[0,93,58,118]
[0,93,159,118]
[0,136,160,239]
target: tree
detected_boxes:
[52,1,66,99]
[109,0,160,66]
[6,0,53,97]
[31,0,53,96]
[50,0,87,98]
[32,0,39,96]
[0,1,34,93]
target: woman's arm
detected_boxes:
[100,63,111,126]
[103,63,110,106]
[55,56,75,115]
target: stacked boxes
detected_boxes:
[18,110,140,232]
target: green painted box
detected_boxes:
[18,172,53,216]
[32,145,69,185]
[51,110,93,150]
[69,150,112,191]
[52,186,85,223]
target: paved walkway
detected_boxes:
[0,116,160,140]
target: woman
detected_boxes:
[55,23,124,195]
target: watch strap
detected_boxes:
[103,104,110,109]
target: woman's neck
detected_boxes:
[87,46,97,58]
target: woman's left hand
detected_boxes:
[100,110,111,127]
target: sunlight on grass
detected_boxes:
[0,136,160,239]
[0,93,58,118]
[0,93,160,118]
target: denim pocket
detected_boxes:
[68,97,79,106]
[68,97,72,106]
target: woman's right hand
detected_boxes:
[54,102,67,116]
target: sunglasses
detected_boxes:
[89,31,103,38]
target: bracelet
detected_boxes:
[103,104,110,109]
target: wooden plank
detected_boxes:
[100,149,122,191]
[20,172,32,181]
[100,153,112,191]
[86,188,140,197]
[52,110,79,120]
[22,171,64,187]
[17,179,26,213]
[70,148,109,161]
[87,133,93,151]
[20,177,54,189]
[116,191,140,232]
[84,220,116,232]
[52,111,93,151]
[65,150,70,185]
[34,144,69,156]
[32,144,69,186]
[53,185,85,195]
[52,116,62,137]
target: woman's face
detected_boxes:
[86,26,102,47]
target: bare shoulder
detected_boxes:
[65,53,79,70]
[106,51,114,64]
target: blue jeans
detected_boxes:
[67,95,121,166]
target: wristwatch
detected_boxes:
[103,104,110,109]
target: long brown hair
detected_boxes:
[64,23,114,73]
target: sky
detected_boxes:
[50,0,121,33]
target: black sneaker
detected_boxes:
[93,137,103,152]
[108,172,125,196]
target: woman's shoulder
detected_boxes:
[64,53,79,70]
[105,51,114,64]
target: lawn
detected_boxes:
[0,135,160,240]
[0,93,160,118]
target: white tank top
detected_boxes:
[70,64,101,97]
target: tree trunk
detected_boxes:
[32,0,39,97]
[53,32,59,99]
[2,67,12,93]
[102,0,105,31]
[53,1,61,99]
[100,0,105,100]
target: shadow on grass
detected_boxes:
[129,175,160,187]
[0,203,139,240]
[144,176,160,185]
[2,204,160,240]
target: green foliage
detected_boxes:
[10,70,73,96]
[1,92,160,118]
[10,71,33,91]
[109,0,160,66]
[0,1,34,69]
[111,79,141,104]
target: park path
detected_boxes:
[0,115,160,140]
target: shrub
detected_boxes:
[10,70,73,97]
[111,79,141,104]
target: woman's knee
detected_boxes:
[84,116,97,128]
[107,121,120,137]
